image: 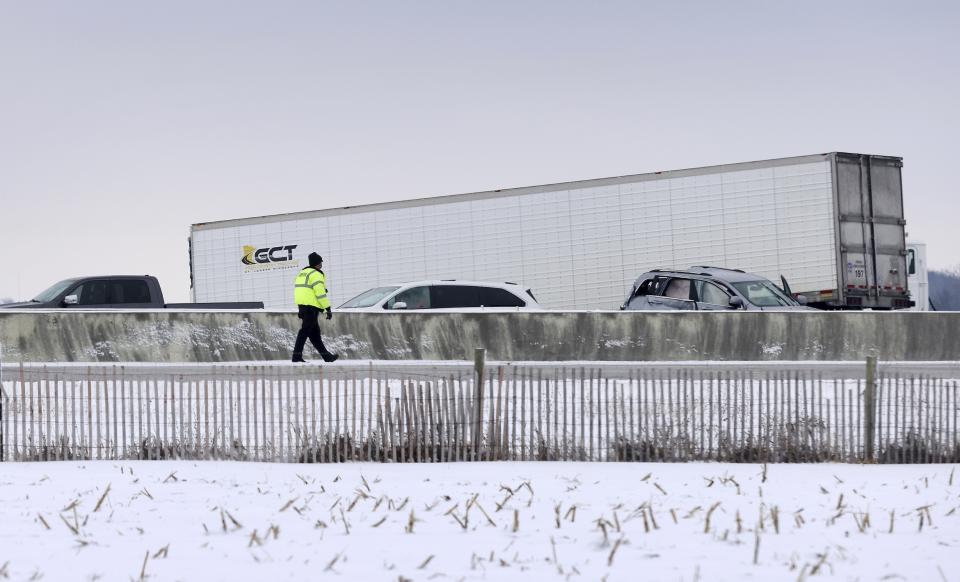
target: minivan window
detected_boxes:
[341,286,400,308]
[480,287,525,308]
[386,286,431,309]
[431,285,481,308]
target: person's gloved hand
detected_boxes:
[325,308,333,321]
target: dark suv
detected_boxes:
[620,267,813,311]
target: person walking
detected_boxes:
[292,252,339,363]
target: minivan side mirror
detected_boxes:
[391,301,408,310]
[63,295,79,306]
[728,296,744,309]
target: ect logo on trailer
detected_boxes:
[241,244,299,273]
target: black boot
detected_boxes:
[292,353,307,363]
[322,353,340,363]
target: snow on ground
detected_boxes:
[0,462,958,581]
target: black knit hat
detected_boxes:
[308,252,323,267]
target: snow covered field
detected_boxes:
[1,462,958,581]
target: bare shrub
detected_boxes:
[879,433,960,464]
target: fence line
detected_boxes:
[1,359,959,463]
[6,360,960,379]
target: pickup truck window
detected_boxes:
[33,279,77,303]
[110,280,151,304]
[73,280,109,305]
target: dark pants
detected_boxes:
[293,305,332,358]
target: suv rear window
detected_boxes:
[633,277,664,298]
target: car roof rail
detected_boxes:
[689,265,746,273]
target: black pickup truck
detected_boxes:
[0,276,263,309]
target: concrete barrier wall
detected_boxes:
[0,310,958,363]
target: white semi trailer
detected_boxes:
[189,152,913,311]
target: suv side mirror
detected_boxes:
[728,296,744,309]
[63,295,79,306]
[796,295,809,305]
[391,301,408,310]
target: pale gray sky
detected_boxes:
[1,0,958,302]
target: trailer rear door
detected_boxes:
[834,154,908,307]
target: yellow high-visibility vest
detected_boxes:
[293,267,331,309]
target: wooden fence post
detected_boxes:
[473,348,485,457]
[864,356,878,463]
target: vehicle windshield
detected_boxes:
[339,286,400,309]
[32,279,77,303]
[732,280,798,307]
